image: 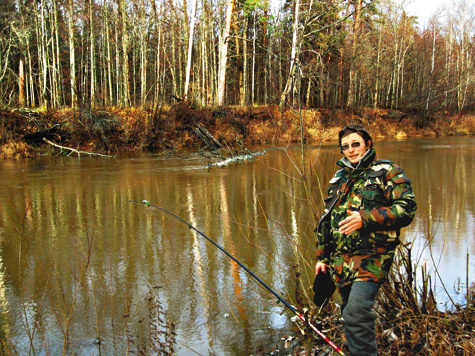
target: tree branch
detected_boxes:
[43,138,114,158]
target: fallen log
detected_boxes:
[192,124,223,151]
[43,138,114,158]
[23,124,60,144]
[197,124,223,149]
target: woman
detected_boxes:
[314,124,417,356]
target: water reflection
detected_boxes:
[0,137,474,354]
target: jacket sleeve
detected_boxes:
[315,176,341,263]
[359,164,417,231]
[315,208,332,263]
[315,242,329,263]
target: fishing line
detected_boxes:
[130,200,346,355]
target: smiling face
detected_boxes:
[341,132,371,165]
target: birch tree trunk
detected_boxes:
[251,14,256,105]
[49,6,57,107]
[425,26,436,113]
[19,59,25,107]
[200,2,211,106]
[338,49,343,107]
[18,1,36,108]
[184,0,197,99]
[114,19,120,105]
[444,21,453,108]
[118,0,130,107]
[263,6,270,105]
[51,0,62,107]
[347,0,362,107]
[279,0,300,111]
[217,0,235,106]
[104,2,113,106]
[151,0,162,104]
[201,36,206,105]
[374,30,382,108]
[68,0,77,108]
[170,15,178,97]
[233,12,242,106]
[456,1,474,112]
[391,38,398,108]
[139,0,148,107]
[38,0,48,108]
[27,36,35,107]
[242,15,249,106]
[89,0,96,106]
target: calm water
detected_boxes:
[0,136,474,355]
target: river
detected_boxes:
[0,136,474,355]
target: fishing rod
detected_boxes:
[130,200,346,356]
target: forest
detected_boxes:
[0,0,474,112]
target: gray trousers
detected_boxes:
[340,281,381,356]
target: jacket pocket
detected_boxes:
[361,172,387,210]
[358,230,400,249]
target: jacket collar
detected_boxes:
[337,148,376,174]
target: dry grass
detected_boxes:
[376,245,475,356]
[280,245,475,356]
[460,115,475,134]
[0,140,38,158]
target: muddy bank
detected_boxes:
[1,105,474,158]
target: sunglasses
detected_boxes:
[340,141,363,151]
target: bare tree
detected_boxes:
[279,0,302,112]
[117,0,130,107]
[68,0,77,107]
[184,0,198,99]
[217,0,235,106]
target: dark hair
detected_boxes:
[338,124,373,149]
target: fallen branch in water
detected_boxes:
[43,138,114,158]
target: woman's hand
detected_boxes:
[338,209,363,235]
[315,261,327,275]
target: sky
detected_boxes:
[268,0,471,30]
[401,0,448,28]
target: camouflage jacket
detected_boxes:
[315,148,417,288]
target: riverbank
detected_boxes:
[1,105,474,158]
